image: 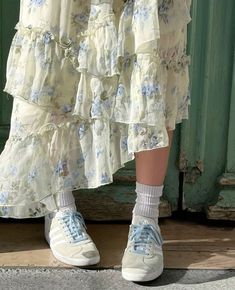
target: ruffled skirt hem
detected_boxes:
[0,0,192,218]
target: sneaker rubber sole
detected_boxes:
[121,265,164,282]
[49,244,100,266]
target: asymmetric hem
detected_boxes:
[0,0,192,218]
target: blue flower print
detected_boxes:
[96,148,103,158]
[86,170,96,179]
[77,123,86,139]
[121,136,128,151]
[12,118,22,133]
[123,0,134,18]
[101,172,110,184]
[28,169,37,182]
[9,165,17,176]
[91,98,102,117]
[55,160,69,177]
[76,90,84,105]
[133,123,141,135]
[79,42,87,51]
[117,84,125,97]
[72,171,80,180]
[89,6,100,21]
[30,0,46,7]
[150,135,160,149]
[63,177,73,189]
[77,155,86,166]
[133,124,147,137]
[0,192,9,204]
[71,12,89,27]
[31,85,55,103]
[158,0,174,14]
[133,6,150,22]
[43,31,54,44]
[14,34,24,47]
[122,52,132,69]
[141,83,160,98]
[158,0,173,24]
[37,86,55,102]
[78,41,89,65]
[62,104,72,113]
[0,206,9,216]
[31,91,40,102]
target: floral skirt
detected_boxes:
[0,0,192,218]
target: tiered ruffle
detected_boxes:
[0,0,192,218]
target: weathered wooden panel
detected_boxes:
[181,0,235,219]
[0,218,234,269]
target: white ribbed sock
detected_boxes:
[132,181,164,222]
[55,190,77,212]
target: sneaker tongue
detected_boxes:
[132,215,158,228]
[55,208,76,217]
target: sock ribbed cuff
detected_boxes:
[56,191,76,209]
[135,181,164,197]
[133,181,164,219]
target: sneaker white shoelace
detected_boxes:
[129,224,163,255]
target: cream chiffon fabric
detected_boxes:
[0,0,192,218]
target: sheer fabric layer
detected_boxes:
[0,0,192,218]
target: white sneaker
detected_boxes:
[121,215,164,282]
[44,209,100,266]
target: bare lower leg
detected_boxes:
[135,129,174,186]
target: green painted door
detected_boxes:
[1,0,235,221]
[0,0,19,150]
[181,0,235,220]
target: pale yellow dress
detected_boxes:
[0,0,192,218]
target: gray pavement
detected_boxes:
[0,268,234,290]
